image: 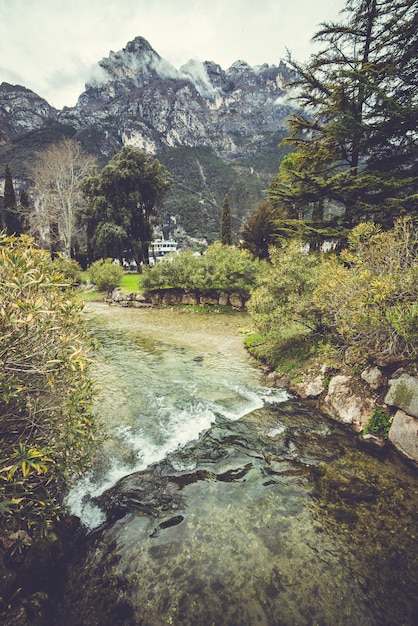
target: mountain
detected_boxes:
[0,36,295,242]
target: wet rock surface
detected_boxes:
[52,402,418,626]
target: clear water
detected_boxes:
[67,303,288,528]
[60,303,418,626]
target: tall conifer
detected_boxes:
[3,164,23,235]
[220,194,232,245]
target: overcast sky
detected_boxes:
[0,0,346,109]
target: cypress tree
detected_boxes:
[4,164,23,235]
[220,194,232,245]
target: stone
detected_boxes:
[323,375,374,431]
[218,293,229,306]
[229,295,244,309]
[292,375,325,398]
[388,410,418,465]
[385,373,418,418]
[266,371,290,388]
[361,366,385,390]
[182,293,199,305]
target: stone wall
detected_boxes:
[110,288,249,310]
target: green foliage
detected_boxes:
[240,201,276,260]
[52,255,83,284]
[81,146,171,264]
[363,408,393,439]
[249,239,324,336]
[158,145,277,242]
[87,258,124,292]
[0,233,98,534]
[220,195,232,245]
[313,216,418,360]
[142,243,260,295]
[280,0,418,227]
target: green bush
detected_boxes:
[87,258,124,292]
[142,243,261,295]
[313,217,418,360]
[52,254,83,284]
[248,239,323,337]
[0,233,98,535]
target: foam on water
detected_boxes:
[66,306,290,530]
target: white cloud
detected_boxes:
[0,0,346,109]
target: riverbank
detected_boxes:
[245,332,418,468]
[88,286,418,466]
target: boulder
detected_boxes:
[385,374,418,418]
[323,375,374,431]
[218,292,229,306]
[361,366,385,390]
[266,371,290,388]
[291,375,324,398]
[388,410,418,465]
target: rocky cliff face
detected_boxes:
[0,83,56,141]
[0,36,295,239]
[56,36,294,159]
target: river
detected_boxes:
[55,303,418,626]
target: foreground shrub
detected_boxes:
[87,258,124,292]
[248,239,324,337]
[314,217,418,360]
[142,243,261,295]
[0,234,98,535]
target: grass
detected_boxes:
[244,327,331,379]
[120,273,141,293]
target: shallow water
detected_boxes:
[60,303,418,626]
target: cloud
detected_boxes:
[0,0,346,108]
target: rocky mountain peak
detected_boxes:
[0,82,56,139]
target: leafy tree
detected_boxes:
[30,139,96,257]
[240,200,276,260]
[3,164,24,235]
[81,146,171,266]
[277,0,418,229]
[0,234,98,534]
[220,194,232,245]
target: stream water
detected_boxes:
[56,303,418,626]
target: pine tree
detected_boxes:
[220,194,232,245]
[3,164,23,235]
[277,0,418,229]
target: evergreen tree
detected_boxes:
[3,164,23,235]
[276,0,418,229]
[220,194,232,245]
[240,200,276,260]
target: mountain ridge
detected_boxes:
[0,35,295,241]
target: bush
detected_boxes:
[52,254,83,284]
[0,234,98,535]
[313,217,418,360]
[248,239,324,337]
[87,258,124,292]
[142,243,261,295]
